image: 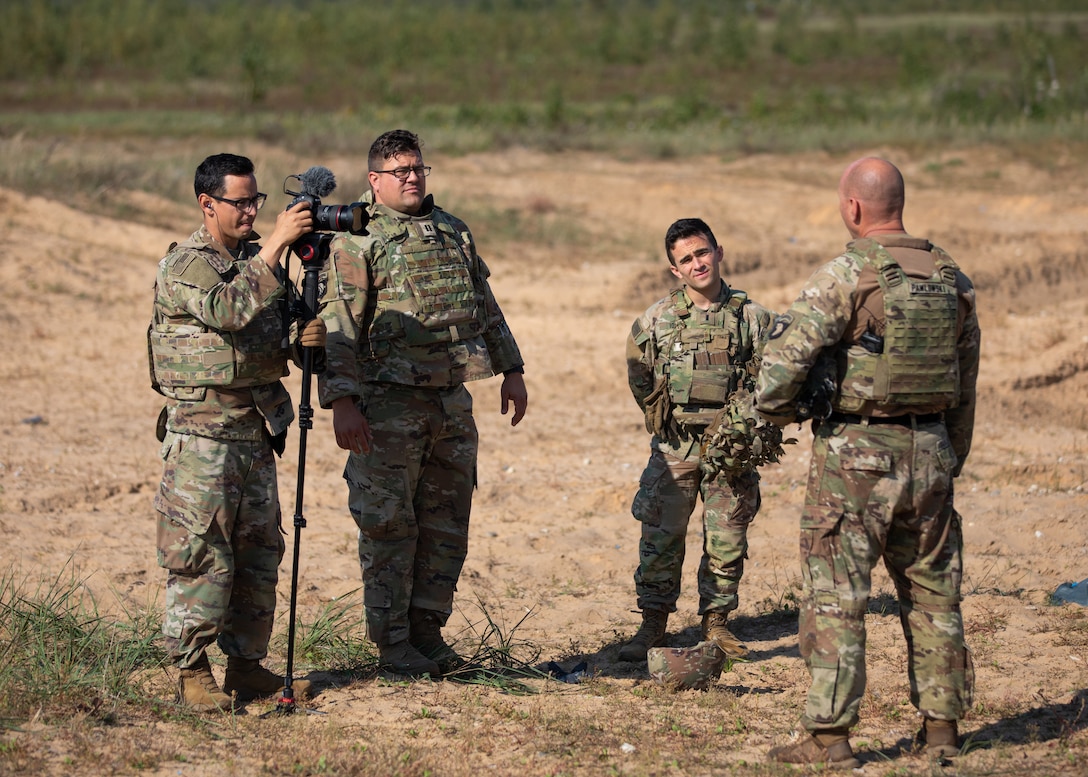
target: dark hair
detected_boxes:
[368,129,423,170]
[664,218,717,265]
[194,153,255,199]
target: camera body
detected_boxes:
[283,166,369,264]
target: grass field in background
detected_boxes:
[0,0,1084,158]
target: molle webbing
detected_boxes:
[834,241,959,413]
[366,217,485,347]
[149,250,286,397]
[661,288,753,426]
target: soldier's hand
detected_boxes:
[501,371,528,427]
[271,200,315,246]
[299,317,326,348]
[332,396,372,454]
[259,201,316,270]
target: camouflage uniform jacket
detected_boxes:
[148,224,295,441]
[317,191,523,408]
[755,233,980,471]
[627,283,775,458]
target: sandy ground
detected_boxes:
[1,144,1087,775]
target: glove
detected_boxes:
[642,379,672,437]
[299,317,327,348]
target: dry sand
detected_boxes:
[1,144,1087,774]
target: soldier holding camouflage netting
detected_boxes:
[620,218,777,664]
[756,157,980,769]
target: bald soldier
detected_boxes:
[755,158,980,768]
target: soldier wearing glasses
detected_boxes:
[317,130,527,678]
[149,153,324,711]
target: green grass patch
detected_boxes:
[0,563,166,725]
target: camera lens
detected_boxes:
[315,203,367,235]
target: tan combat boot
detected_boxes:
[409,608,468,675]
[223,657,313,702]
[177,654,232,713]
[918,718,959,758]
[377,639,440,678]
[701,610,748,658]
[768,728,861,769]
[618,608,669,662]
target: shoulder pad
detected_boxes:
[669,287,691,316]
[928,244,961,286]
[168,250,230,288]
[845,238,898,276]
[845,237,880,255]
[433,206,470,232]
[365,215,408,243]
[929,244,960,270]
[630,318,651,346]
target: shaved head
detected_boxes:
[838,157,907,237]
[840,157,904,221]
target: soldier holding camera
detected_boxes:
[316,129,527,678]
[149,153,325,711]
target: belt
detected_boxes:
[826,411,944,427]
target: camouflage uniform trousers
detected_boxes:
[156,432,285,670]
[798,418,973,733]
[631,447,761,615]
[344,383,478,646]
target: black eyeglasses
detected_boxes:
[371,166,431,182]
[209,192,267,212]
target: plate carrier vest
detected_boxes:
[149,244,286,401]
[832,238,960,414]
[656,287,753,428]
[363,215,488,355]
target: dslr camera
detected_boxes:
[283,166,368,263]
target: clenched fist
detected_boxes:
[299,317,327,348]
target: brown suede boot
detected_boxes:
[378,639,440,678]
[409,608,469,675]
[768,729,861,769]
[618,609,669,662]
[223,657,313,702]
[918,718,959,758]
[177,654,232,713]
[701,610,748,658]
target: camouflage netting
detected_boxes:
[699,388,794,481]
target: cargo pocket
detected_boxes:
[800,505,845,538]
[156,511,213,575]
[631,455,669,527]
[153,434,220,536]
[799,505,848,585]
[345,456,414,541]
[836,445,893,512]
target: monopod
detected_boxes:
[275,233,330,715]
